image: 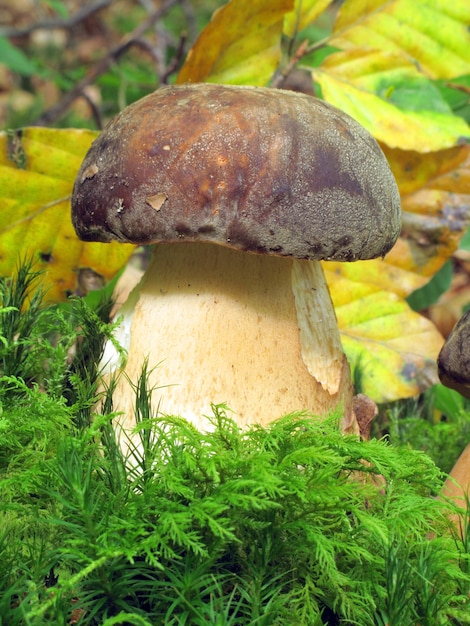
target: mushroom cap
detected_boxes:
[438,310,470,399]
[72,83,401,261]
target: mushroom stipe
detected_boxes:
[438,311,470,532]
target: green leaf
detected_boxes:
[459,227,470,251]
[102,614,154,626]
[436,75,470,124]
[431,383,466,420]
[0,37,39,76]
[42,0,69,19]
[379,77,453,114]
[406,261,453,311]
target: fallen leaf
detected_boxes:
[326,143,470,301]
[0,128,135,302]
[177,0,293,85]
[283,0,335,38]
[331,0,470,79]
[325,281,443,402]
[323,143,470,402]
[385,144,470,281]
[315,50,470,151]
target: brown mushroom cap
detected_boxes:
[438,309,470,398]
[72,83,401,261]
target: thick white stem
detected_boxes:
[104,243,355,437]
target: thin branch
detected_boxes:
[0,0,114,38]
[271,40,310,89]
[32,0,181,127]
[126,38,163,75]
[444,81,470,97]
[161,32,187,84]
[79,90,105,129]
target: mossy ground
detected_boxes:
[1,263,469,625]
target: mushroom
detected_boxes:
[71,83,401,438]
[438,311,470,524]
[438,309,470,399]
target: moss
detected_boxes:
[1,263,469,625]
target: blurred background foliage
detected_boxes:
[0,0,224,129]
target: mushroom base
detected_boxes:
[104,243,356,439]
[441,442,470,537]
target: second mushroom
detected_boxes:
[72,84,401,437]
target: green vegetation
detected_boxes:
[373,384,470,476]
[1,264,469,625]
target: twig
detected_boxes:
[271,40,310,89]
[444,81,470,97]
[161,32,187,84]
[127,38,163,76]
[79,90,104,129]
[0,0,114,38]
[32,0,181,127]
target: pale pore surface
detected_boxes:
[107,243,354,436]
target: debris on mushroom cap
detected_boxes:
[438,309,470,399]
[72,83,401,262]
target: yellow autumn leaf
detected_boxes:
[315,50,470,151]
[0,128,135,302]
[321,277,443,401]
[177,0,293,85]
[323,142,470,402]
[384,144,470,282]
[331,0,470,79]
[283,0,334,38]
[326,143,470,301]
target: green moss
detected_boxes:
[1,263,469,625]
